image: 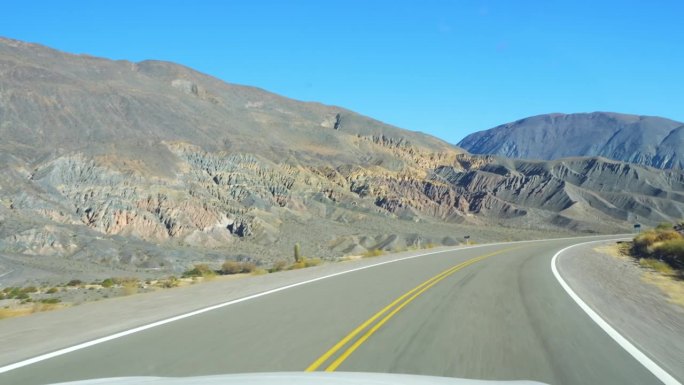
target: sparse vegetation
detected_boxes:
[0,307,29,319]
[653,239,684,264]
[362,248,385,258]
[639,258,675,275]
[632,223,684,272]
[656,222,674,230]
[269,260,288,273]
[182,263,217,278]
[116,278,141,296]
[39,298,61,304]
[221,260,257,274]
[0,297,64,319]
[288,257,322,270]
[157,276,180,288]
[66,279,82,287]
[1,287,37,300]
[22,286,38,293]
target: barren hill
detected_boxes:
[1,37,682,284]
[458,112,684,169]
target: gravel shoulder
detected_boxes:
[556,239,684,382]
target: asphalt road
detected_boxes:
[0,237,671,384]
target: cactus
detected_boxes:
[294,242,302,263]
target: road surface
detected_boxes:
[0,236,675,384]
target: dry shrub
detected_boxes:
[656,230,682,243]
[182,264,217,278]
[288,257,322,270]
[122,284,137,296]
[269,260,288,273]
[0,307,32,319]
[634,229,682,254]
[221,261,256,275]
[633,227,683,271]
[362,249,385,258]
[639,258,675,275]
[158,276,179,288]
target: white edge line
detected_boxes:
[0,233,626,374]
[551,239,682,385]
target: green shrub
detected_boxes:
[15,292,29,300]
[656,222,673,230]
[5,288,17,298]
[22,286,38,294]
[39,298,61,304]
[101,278,115,288]
[46,287,59,294]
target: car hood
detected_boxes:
[53,372,548,385]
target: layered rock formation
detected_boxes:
[1,37,683,284]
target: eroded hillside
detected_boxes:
[1,37,683,284]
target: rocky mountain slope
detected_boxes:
[1,37,683,285]
[458,112,684,169]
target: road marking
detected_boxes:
[0,269,14,279]
[551,240,682,385]
[0,234,623,374]
[0,243,516,374]
[307,247,517,372]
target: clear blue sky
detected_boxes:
[3,1,683,143]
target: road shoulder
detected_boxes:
[556,240,684,383]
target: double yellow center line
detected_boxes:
[306,247,518,372]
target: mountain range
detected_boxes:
[1,37,682,284]
[459,112,683,169]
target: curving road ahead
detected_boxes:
[0,236,677,384]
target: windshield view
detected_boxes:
[0,2,682,385]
